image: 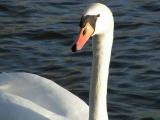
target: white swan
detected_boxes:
[0,3,114,120]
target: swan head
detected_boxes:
[72,3,114,52]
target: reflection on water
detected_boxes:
[0,0,160,120]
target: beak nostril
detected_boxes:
[83,29,86,36]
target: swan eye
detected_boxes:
[96,14,100,17]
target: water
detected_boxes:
[0,0,160,120]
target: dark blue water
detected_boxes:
[0,0,160,120]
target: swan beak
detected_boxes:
[72,23,94,52]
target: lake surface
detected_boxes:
[0,0,160,120]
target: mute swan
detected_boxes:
[0,3,114,120]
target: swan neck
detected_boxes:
[89,31,113,120]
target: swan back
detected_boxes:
[0,72,89,120]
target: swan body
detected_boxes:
[0,3,114,120]
[0,72,88,120]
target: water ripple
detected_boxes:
[0,0,160,120]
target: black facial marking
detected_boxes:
[79,14,100,30]
[79,16,85,28]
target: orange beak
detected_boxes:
[71,23,94,52]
